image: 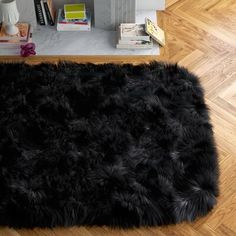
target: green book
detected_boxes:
[64,4,86,20]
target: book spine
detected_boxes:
[40,0,48,25]
[57,24,91,32]
[34,0,45,25]
[43,0,54,25]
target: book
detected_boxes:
[58,10,88,25]
[57,9,91,32]
[43,0,55,26]
[0,23,31,43]
[117,19,165,49]
[145,17,165,46]
[119,23,150,41]
[116,43,153,49]
[118,39,153,46]
[0,33,33,48]
[34,0,45,25]
[40,0,48,25]
[117,23,153,49]
[64,4,86,20]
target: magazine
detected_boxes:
[145,18,165,46]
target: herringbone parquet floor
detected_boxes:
[0,0,235,235]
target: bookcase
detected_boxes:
[53,0,165,11]
[14,0,165,31]
[0,0,165,57]
[55,0,165,30]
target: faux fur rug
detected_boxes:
[0,62,219,228]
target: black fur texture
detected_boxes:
[0,62,219,228]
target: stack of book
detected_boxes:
[34,0,56,26]
[117,18,165,49]
[117,23,153,49]
[0,23,32,49]
[57,4,91,32]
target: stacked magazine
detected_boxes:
[0,23,32,49]
[57,8,91,31]
[117,23,153,49]
[117,18,165,49]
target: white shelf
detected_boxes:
[0,11,159,56]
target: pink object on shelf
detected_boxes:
[20,43,36,57]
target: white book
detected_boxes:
[57,24,91,31]
[119,23,150,41]
[116,42,153,49]
[40,0,48,25]
[118,39,152,45]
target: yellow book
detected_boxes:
[145,18,165,46]
[64,4,86,20]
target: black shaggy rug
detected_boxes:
[0,62,219,228]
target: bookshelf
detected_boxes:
[0,11,159,56]
[0,0,165,57]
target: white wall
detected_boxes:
[53,0,165,10]
[0,0,37,25]
[17,0,37,27]
[53,0,94,10]
[137,0,165,10]
[4,0,165,27]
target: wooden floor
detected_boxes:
[0,0,236,235]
